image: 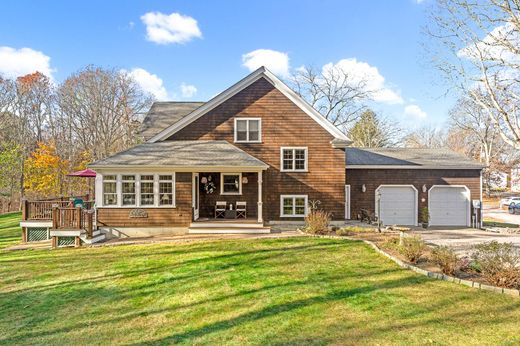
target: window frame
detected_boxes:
[121,175,137,207]
[234,117,262,143]
[158,174,175,207]
[280,195,308,217]
[220,172,242,195]
[102,175,118,206]
[139,174,155,206]
[280,147,308,172]
[99,173,176,208]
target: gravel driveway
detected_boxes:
[413,228,520,256]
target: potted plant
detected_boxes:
[420,207,430,229]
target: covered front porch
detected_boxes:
[190,170,269,233]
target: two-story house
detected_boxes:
[89,67,484,237]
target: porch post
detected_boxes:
[257,170,263,223]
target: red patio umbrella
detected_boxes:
[67,169,97,200]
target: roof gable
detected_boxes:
[148,67,350,143]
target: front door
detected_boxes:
[193,173,199,220]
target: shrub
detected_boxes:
[398,235,426,263]
[430,246,458,275]
[336,226,374,236]
[420,207,430,224]
[471,241,520,288]
[304,210,331,234]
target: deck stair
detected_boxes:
[188,221,271,234]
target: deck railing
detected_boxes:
[22,198,93,221]
[51,207,94,238]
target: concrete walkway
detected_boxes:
[413,228,520,255]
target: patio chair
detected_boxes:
[236,201,247,219]
[215,201,227,218]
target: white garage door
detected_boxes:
[429,186,469,226]
[378,186,417,226]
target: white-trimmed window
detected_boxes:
[159,175,175,206]
[280,195,308,217]
[220,173,242,195]
[234,118,261,143]
[103,175,117,206]
[140,175,155,206]
[122,175,136,206]
[281,147,308,172]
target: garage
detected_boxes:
[429,185,470,226]
[376,185,417,226]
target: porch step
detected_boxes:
[80,232,106,244]
[188,227,271,234]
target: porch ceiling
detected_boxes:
[89,140,268,170]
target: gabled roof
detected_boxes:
[89,140,268,170]
[139,102,204,141]
[345,147,485,169]
[148,66,351,143]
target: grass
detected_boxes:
[1,216,520,345]
[483,217,519,229]
[0,212,22,249]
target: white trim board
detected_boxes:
[148,67,350,143]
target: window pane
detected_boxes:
[104,175,116,181]
[122,182,135,194]
[103,182,117,205]
[159,182,173,205]
[141,175,154,181]
[295,198,306,215]
[283,150,293,160]
[249,130,259,141]
[295,159,306,170]
[159,175,172,181]
[122,194,135,206]
[140,181,154,206]
[295,149,305,160]
[223,174,240,193]
[249,120,259,131]
[236,120,247,141]
[122,175,135,181]
[283,198,293,215]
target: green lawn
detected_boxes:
[1,216,519,345]
[0,212,22,249]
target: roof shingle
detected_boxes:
[139,102,204,140]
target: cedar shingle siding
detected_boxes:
[346,168,481,220]
[169,77,346,221]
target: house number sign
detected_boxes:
[129,209,148,218]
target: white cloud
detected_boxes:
[125,68,168,100]
[404,104,428,119]
[180,83,197,98]
[140,12,202,45]
[242,49,290,76]
[323,58,404,105]
[0,47,54,79]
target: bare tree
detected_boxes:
[427,0,520,149]
[59,66,153,160]
[348,109,403,147]
[404,125,448,148]
[287,65,373,131]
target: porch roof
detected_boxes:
[89,140,268,170]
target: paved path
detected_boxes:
[484,207,520,225]
[413,228,520,255]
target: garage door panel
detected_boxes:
[429,186,469,226]
[379,186,416,226]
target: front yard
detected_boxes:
[1,214,520,345]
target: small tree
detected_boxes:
[348,109,401,147]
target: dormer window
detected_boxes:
[234,118,261,143]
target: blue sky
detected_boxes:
[0,0,452,128]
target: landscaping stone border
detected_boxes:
[302,231,520,297]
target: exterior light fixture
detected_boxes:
[422,184,427,193]
[242,177,248,184]
[201,177,208,184]
[362,184,366,193]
